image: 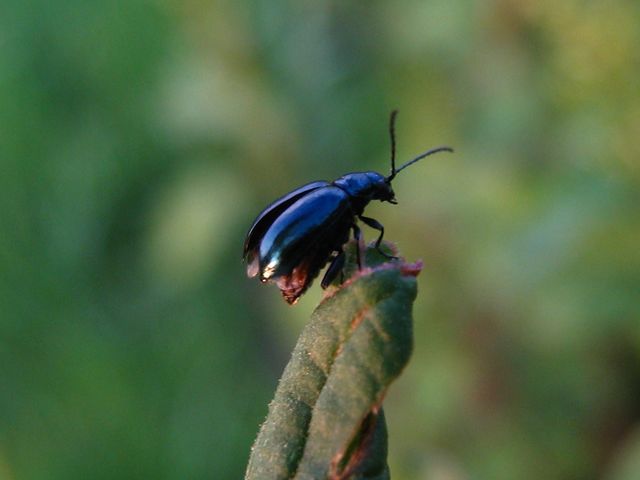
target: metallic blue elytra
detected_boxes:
[243,111,453,304]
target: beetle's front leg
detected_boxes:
[321,250,346,289]
[359,215,397,259]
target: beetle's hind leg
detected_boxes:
[321,221,369,290]
[359,215,397,259]
[321,250,346,289]
[352,223,363,269]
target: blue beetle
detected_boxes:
[243,111,453,304]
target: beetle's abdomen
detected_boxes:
[245,186,353,303]
[258,187,351,278]
[243,181,329,259]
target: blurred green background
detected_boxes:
[1,0,639,479]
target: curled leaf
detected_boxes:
[246,242,420,480]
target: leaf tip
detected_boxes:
[400,259,423,277]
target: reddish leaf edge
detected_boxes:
[321,257,423,305]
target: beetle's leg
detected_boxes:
[321,250,345,289]
[359,215,397,259]
[352,223,362,269]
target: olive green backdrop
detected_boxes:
[1,1,639,479]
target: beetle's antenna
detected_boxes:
[391,146,454,179]
[386,110,453,182]
[389,109,398,177]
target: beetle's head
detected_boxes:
[334,171,396,204]
[367,172,397,204]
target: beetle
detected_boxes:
[243,110,453,304]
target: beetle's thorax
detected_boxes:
[332,171,396,214]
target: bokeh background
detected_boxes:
[2,0,639,479]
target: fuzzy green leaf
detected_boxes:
[246,242,420,480]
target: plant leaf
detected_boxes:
[246,242,420,480]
